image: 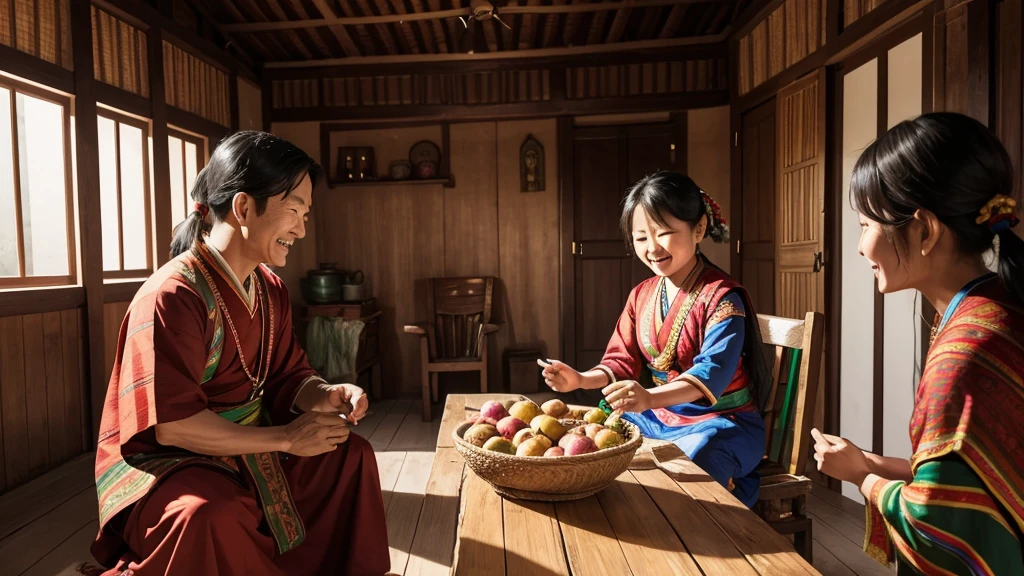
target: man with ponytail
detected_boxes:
[811,113,1024,575]
[90,131,390,575]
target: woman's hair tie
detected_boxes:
[194,202,209,219]
[975,194,1019,233]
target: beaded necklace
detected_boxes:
[192,246,274,397]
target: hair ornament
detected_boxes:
[975,194,1019,233]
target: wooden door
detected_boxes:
[740,98,778,315]
[776,71,826,319]
[571,123,680,372]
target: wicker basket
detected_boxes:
[452,418,642,501]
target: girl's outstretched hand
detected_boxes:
[537,359,583,393]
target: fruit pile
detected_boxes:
[461,399,628,458]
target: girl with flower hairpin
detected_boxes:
[811,112,1024,574]
[540,171,772,507]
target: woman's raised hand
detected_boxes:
[538,359,583,393]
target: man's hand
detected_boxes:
[283,412,350,456]
[316,383,369,424]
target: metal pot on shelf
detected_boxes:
[302,263,346,304]
[342,270,366,302]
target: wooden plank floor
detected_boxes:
[0,398,893,575]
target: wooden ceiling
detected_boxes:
[197,0,754,64]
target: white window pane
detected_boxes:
[168,136,184,229]
[17,93,69,277]
[119,123,147,270]
[0,89,19,277]
[184,141,198,194]
[98,116,120,271]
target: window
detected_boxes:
[168,127,206,230]
[0,76,75,288]
[97,108,153,278]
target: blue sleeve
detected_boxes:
[680,292,746,403]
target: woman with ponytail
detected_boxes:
[812,112,1024,575]
[92,131,391,574]
[540,171,771,507]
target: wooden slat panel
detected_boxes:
[60,308,83,458]
[652,448,818,575]
[503,498,570,575]
[556,495,633,574]
[163,41,229,126]
[0,316,28,489]
[445,123,499,277]
[631,468,759,575]
[596,472,704,575]
[42,311,67,463]
[386,451,433,574]
[0,0,68,70]
[405,447,465,575]
[452,472,505,575]
[21,314,48,476]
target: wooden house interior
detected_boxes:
[0,0,1022,574]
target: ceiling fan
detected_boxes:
[459,0,512,30]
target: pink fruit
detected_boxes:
[468,415,498,427]
[497,416,529,440]
[480,400,509,422]
[563,435,598,456]
[559,427,585,449]
[544,447,565,457]
[585,423,605,440]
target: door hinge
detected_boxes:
[813,251,825,273]
[736,239,741,254]
[734,131,739,147]
[573,242,583,255]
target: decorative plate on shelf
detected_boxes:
[409,140,441,167]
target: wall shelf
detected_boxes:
[327,177,453,188]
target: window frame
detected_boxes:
[167,125,207,227]
[96,106,155,280]
[0,74,77,290]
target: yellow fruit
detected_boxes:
[512,428,535,448]
[533,435,553,450]
[516,437,548,457]
[509,400,543,424]
[594,429,624,449]
[530,414,567,442]
[584,408,608,424]
[542,399,568,418]
[483,436,515,454]
[463,424,499,447]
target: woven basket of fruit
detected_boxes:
[452,399,642,501]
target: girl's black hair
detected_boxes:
[170,130,323,258]
[850,112,1023,307]
[621,171,772,412]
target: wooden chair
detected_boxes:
[404,278,500,421]
[753,311,825,563]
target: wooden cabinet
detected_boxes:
[294,299,383,400]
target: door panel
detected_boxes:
[740,98,777,315]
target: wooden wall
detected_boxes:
[287,119,560,399]
[992,0,1024,216]
[163,41,231,127]
[237,77,263,131]
[567,59,728,98]
[0,309,86,493]
[737,0,827,95]
[844,0,894,27]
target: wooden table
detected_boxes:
[401,394,821,576]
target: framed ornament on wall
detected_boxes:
[520,135,544,192]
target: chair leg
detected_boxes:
[431,373,439,403]
[421,368,432,422]
[794,520,813,564]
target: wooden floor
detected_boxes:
[0,398,892,575]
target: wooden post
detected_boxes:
[69,0,107,442]
[149,27,172,268]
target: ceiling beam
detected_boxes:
[659,4,689,38]
[263,32,727,67]
[309,0,362,56]
[221,0,734,31]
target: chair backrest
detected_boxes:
[428,277,494,359]
[757,311,825,476]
